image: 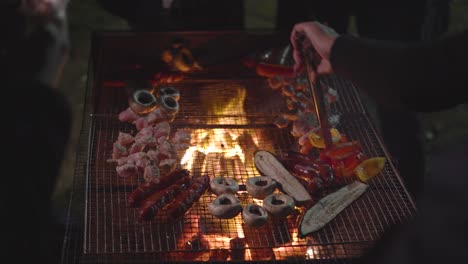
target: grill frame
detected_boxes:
[61,31,416,264]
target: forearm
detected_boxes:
[330,31,468,112]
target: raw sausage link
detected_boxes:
[164,175,209,221]
[128,169,190,207]
[138,176,191,221]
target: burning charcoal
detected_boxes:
[229,237,246,261]
[242,222,277,253]
[248,247,275,261]
[270,218,292,245]
[182,234,209,260]
[209,248,230,261]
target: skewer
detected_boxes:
[298,37,333,148]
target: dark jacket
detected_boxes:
[330,30,468,263]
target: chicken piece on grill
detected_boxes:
[112,142,128,160]
[146,150,160,164]
[143,162,161,182]
[134,117,149,131]
[116,163,138,177]
[172,130,191,144]
[118,107,139,123]
[134,127,154,145]
[129,141,145,154]
[117,132,135,146]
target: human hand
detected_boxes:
[290,21,338,80]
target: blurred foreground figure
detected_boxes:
[3,1,71,263]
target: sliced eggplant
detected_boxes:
[299,181,368,238]
[254,150,312,204]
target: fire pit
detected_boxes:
[61,31,416,264]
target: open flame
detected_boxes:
[177,83,310,260]
[180,84,260,179]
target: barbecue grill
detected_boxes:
[61,31,416,264]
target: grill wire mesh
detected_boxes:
[61,32,416,264]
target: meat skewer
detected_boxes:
[127,169,190,207]
[164,175,209,221]
[138,176,191,221]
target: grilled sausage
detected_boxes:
[137,176,191,221]
[255,62,295,78]
[164,175,209,220]
[128,169,190,207]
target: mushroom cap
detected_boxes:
[263,193,295,217]
[209,193,242,219]
[128,89,157,114]
[159,94,179,115]
[246,176,276,199]
[158,86,180,101]
[210,177,239,195]
[242,204,268,227]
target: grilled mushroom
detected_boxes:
[246,176,276,199]
[210,177,239,195]
[242,204,268,227]
[159,94,179,115]
[263,193,295,217]
[128,89,157,114]
[209,193,242,219]
[158,86,180,101]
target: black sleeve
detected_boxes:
[9,79,72,263]
[330,30,468,112]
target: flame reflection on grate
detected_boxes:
[177,83,310,260]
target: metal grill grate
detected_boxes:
[62,32,416,264]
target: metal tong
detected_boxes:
[297,35,333,148]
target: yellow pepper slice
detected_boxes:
[354,157,386,182]
[308,128,342,149]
